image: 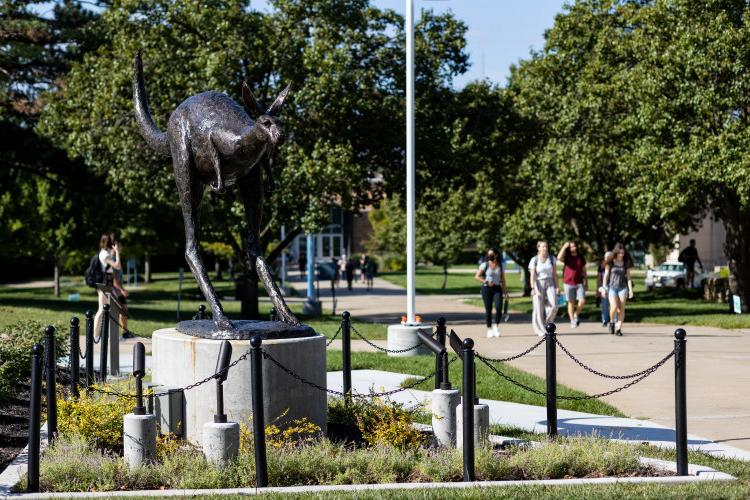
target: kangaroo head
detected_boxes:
[242,83,291,148]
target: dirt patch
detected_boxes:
[0,384,30,471]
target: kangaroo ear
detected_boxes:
[266,84,291,116]
[242,82,265,118]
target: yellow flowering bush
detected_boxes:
[354,397,427,451]
[239,410,320,451]
[57,383,135,451]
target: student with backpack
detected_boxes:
[528,241,559,336]
[92,233,122,337]
[475,247,507,338]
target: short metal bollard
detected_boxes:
[27,343,44,493]
[545,322,557,439]
[44,325,57,443]
[461,337,476,481]
[84,310,95,387]
[194,304,208,320]
[69,317,80,398]
[99,304,110,382]
[434,317,447,389]
[250,336,268,487]
[341,311,352,400]
[674,328,688,476]
[123,342,156,468]
[203,340,239,467]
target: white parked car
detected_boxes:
[645,262,704,291]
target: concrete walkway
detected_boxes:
[292,271,750,453]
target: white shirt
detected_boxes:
[529,255,555,281]
[99,249,111,273]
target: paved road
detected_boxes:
[291,271,750,452]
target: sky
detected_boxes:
[251,0,569,87]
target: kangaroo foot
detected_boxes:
[213,316,234,333]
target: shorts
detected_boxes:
[564,283,584,302]
[608,287,628,301]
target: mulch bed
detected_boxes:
[0,384,30,471]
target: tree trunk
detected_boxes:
[214,259,222,281]
[441,263,448,290]
[53,263,60,297]
[144,251,151,283]
[722,194,750,313]
[507,252,532,296]
[240,269,260,319]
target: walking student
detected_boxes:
[475,247,507,338]
[603,243,634,336]
[596,251,613,326]
[557,241,587,328]
[529,241,559,336]
[93,233,122,336]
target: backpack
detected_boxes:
[84,254,104,288]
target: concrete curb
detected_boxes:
[0,424,48,496]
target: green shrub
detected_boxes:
[57,382,135,451]
[0,320,66,404]
[328,396,428,450]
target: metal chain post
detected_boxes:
[342,311,352,400]
[434,317,447,389]
[44,325,57,442]
[674,328,688,476]
[250,336,268,487]
[84,310,95,387]
[462,337,476,482]
[99,304,110,382]
[27,343,44,493]
[69,317,80,398]
[545,323,557,439]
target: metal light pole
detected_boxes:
[406,0,416,324]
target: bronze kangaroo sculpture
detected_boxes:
[133,52,298,332]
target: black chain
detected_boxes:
[262,349,454,398]
[87,345,255,399]
[555,338,676,380]
[478,337,546,363]
[477,349,675,401]
[350,323,423,354]
[326,324,342,347]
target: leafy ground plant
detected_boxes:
[31,433,655,492]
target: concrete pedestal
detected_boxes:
[203,422,240,466]
[123,413,156,468]
[152,328,327,444]
[456,403,490,449]
[386,324,431,357]
[302,299,322,316]
[431,389,460,447]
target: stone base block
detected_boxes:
[386,324,432,357]
[456,403,490,449]
[302,299,322,316]
[431,389,460,447]
[152,328,327,444]
[203,422,240,466]
[123,413,156,468]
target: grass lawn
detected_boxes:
[379,265,526,295]
[326,350,623,417]
[0,273,384,339]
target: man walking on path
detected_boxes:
[679,239,704,288]
[558,241,587,328]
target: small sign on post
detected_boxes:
[733,295,742,314]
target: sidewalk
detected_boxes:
[292,271,750,453]
[327,369,750,461]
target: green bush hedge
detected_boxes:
[0,320,67,404]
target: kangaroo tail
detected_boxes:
[133,52,170,157]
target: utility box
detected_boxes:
[147,384,185,437]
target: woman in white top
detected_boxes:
[528,240,559,336]
[94,233,122,336]
[474,247,507,338]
